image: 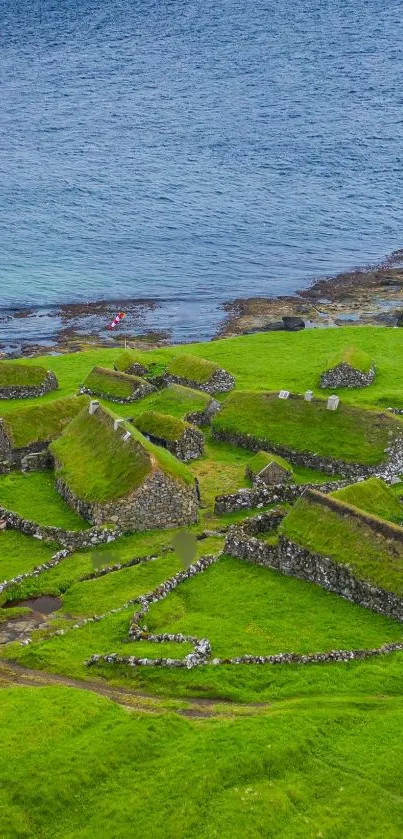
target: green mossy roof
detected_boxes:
[126,384,211,422]
[2,396,90,448]
[326,346,373,374]
[135,411,188,442]
[83,366,146,398]
[212,391,399,466]
[247,450,292,476]
[50,405,194,503]
[114,349,150,373]
[167,354,220,384]
[0,361,50,388]
[281,494,403,596]
[331,477,403,525]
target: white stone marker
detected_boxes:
[114,418,125,431]
[304,390,313,401]
[122,431,131,442]
[327,395,339,411]
[278,390,290,399]
[89,400,100,415]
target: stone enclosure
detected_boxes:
[320,362,376,389]
[0,369,58,400]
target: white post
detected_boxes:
[89,400,100,415]
[304,390,313,401]
[113,418,125,431]
[327,395,340,411]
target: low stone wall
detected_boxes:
[165,367,235,395]
[211,428,374,478]
[214,479,349,514]
[79,380,155,403]
[21,450,53,472]
[185,398,221,427]
[0,370,58,400]
[0,506,122,551]
[320,363,376,389]
[225,519,403,622]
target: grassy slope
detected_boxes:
[126,383,211,421]
[0,530,57,580]
[326,345,373,374]
[2,686,403,839]
[0,361,49,387]
[3,396,89,448]
[82,366,145,398]
[281,497,403,595]
[0,471,89,530]
[213,391,397,465]
[332,477,403,524]
[135,410,188,442]
[114,348,151,372]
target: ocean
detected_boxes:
[1,0,402,342]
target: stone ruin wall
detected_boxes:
[79,378,155,404]
[214,479,350,514]
[0,370,58,400]
[0,505,122,551]
[145,425,204,462]
[320,362,376,389]
[185,398,221,427]
[225,516,403,623]
[165,367,235,395]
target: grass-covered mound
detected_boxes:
[2,396,89,448]
[50,406,193,503]
[0,361,50,388]
[0,471,89,530]
[212,391,400,466]
[167,353,220,384]
[128,383,211,421]
[332,477,403,525]
[326,345,373,373]
[114,348,150,373]
[281,495,403,595]
[247,450,293,478]
[135,411,188,442]
[82,366,146,399]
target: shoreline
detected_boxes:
[2,249,403,356]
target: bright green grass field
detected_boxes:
[212,391,399,465]
[281,497,403,595]
[0,471,89,530]
[0,530,57,580]
[2,686,403,839]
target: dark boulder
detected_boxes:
[282,316,305,331]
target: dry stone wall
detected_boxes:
[320,363,375,389]
[0,370,58,399]
[214,479,349,514]
[185,398,221,427]
[0,505,122,551]
[165,367,235,395]
[145,425,204,462]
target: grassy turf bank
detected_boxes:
[125,383,211,421]
[326,345,373,373]
[167,353,220,384]
[247,450,292,476]
[3,396,89,448]
[82,366,146,398]
[0,360,50,387]
[135,411,188,442]
[332,477,403,524]
[0,471,89,530]
[212,391,398,465]
[281,496,403,595]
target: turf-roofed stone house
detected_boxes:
[0,361,58,399]
[164,354,235,395]
[132,383,220,427]
[134,410,204,462]
[246,450,293,485]
[50,401,199,530]
[212,390,403,478]
[0,396,89,471]
[320,346,375,389]
[80,366,155,403]
[114,349,150,377]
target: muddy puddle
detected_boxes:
[4,595,62,615]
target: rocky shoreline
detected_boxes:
[2,250,403,356]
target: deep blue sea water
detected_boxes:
[1,0,403,341]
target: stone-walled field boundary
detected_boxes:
[214,479,349,514]
[225,515,403,622]
[0,505,122,551]
[303,488,403,545]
